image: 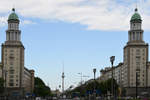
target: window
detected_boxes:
[136,49,140,55]
[9,70,14,74]
[10,62,13,65]
[9,79,13,83]
[133,32,135,40]
[9,83,14,86]
[10,50,14,52]
[136,56,140,69]
[9,75,14,78]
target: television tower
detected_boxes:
[62,62,65,93]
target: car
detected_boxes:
[52,97,57,100]
[36,97,41,100]
[73,97,80,100]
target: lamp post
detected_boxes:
[93,69,96,80]
[93,68,96,100]
[136,68,140,99]
[78,73,83,85]
[78,73,89,99]
[110,56,115,100]
[3,70,8,98]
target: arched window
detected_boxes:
[133,32,135,40]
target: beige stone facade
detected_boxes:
[147,62,150,87]
[0,9,35,96]
[23,68,35,94]
[123,44,148,87]
[100,63,123,85]
[2,42,25,88]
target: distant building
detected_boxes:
[0,8,34,96]
[147,62,150,86]
[24,68,35,94]
[100,63,123,85]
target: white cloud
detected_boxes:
[0,16,7,27]
[21,20,36,25]
[0,0,150,31]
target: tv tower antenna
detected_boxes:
[62,61,65,93]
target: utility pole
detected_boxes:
[3,69,8,98]
[77,72,89,99]
[136,68,140,99]
[93,68,96,100]
[110,56,115,100]
[78,73,83,85]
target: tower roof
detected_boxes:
[8,8,19,21]
[130,8,141,22]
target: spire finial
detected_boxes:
[12,8,15,12]
[135,8,138,12]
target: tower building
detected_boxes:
[1,8,34,96]
[123,8,149,95]
[99,8,150,96]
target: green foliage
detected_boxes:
[67,78,119,97]
[34,77,51,97]
[0,78,4,94]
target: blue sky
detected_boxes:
[0,0,150,90]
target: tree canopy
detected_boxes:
[34,77,51,97]
[66,78,119,97]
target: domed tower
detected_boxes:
[1,8,25,96]
[7,8,21,41]
[128,8,144,43]
[123,8,149,96]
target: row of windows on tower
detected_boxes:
[131,23,141,30]
[6,32,20,41]
[8,23,19,30]
[129,32,142,41]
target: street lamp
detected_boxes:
[3,70,8,97]
[110,56,115,100]
[136,68,140,99]
[78,73,83,85]
[93,68,96,100]
[93,69,96,80]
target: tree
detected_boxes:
[34,77,51,97]
[0,78,4,95]
[66,78,119,97]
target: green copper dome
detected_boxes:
[8,8,19,20]
[130,8,141,21]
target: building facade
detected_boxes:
[99,8,150,96]
[0,8,34,96]
[123,8,149,96]
[99,63,123,84]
